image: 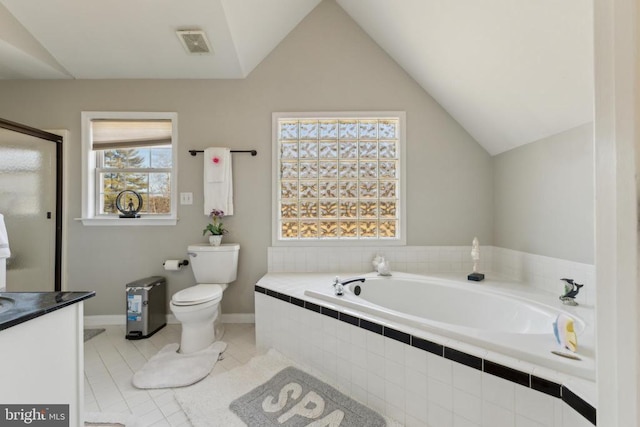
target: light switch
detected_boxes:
[180,192,193,205]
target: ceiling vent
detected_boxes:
[176,30,213,55]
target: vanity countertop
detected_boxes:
[0,291,95,331]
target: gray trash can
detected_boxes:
[126,276,166,340]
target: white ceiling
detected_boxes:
[0,0,593,155]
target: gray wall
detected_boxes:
[493,123,594,264]
[0,0,493,315]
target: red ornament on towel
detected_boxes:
[212,156,220,164]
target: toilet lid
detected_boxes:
[172,284,223,306]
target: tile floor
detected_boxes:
[84,323,258,426]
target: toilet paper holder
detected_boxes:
[163,259,189,267]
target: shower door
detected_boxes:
[0,128,57,291]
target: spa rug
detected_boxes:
[132,341,227,389]
[174,350,398,427]
[230,366,386,426]
[83,328,106,342]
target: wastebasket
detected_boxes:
[126,276,166,340]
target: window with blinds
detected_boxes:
[92,119,173,215]
[274,112,404,242]
[81,112,178,225]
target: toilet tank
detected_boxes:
[187,243,240,284]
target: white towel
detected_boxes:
[204,147,233,215]
[0,213,10,259]
[205,147,228,183]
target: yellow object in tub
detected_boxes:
[553,314,578,352]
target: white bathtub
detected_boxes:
[302,272,594,380]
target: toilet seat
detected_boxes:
[171,284,223,306]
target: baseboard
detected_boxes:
[84,315,124,326]
[84,313,255,326]
[221,313,255,323]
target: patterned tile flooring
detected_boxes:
[84,323,257,426]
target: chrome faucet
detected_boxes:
[559,278,583,306]
[332,276,366,296]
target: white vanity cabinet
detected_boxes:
[0,293,93,426]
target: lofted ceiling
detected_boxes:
[0,0,593,155]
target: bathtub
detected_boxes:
[305,273,595,381]
[308,275,586,336]
[259,272,595,381]
[255,271,597,425]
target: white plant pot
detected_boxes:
[208,235,223,246]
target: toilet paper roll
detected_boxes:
[163,260,182,271]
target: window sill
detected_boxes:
[75,217,178,226]
[271,238,406,247]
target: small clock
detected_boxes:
[116,190,143,218]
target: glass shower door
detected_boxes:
[0,128,56,292]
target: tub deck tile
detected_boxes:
[445,347,483,370]
[531,375,562,398]
[275,292,291,303]
[360,319,383,335]
[384,327,411,345]
[411,336,444,356]
[561,386,597,425]
[484,360,530,387]
[321,307,339,319]
[266,289,279,298]
[339,312,360,326]
[304,301,321,313]
[290,296,305,307]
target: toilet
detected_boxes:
[170,243,239,354]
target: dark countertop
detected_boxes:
[0,291,95,331]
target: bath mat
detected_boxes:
[84,328,106,342]
[174,349,399,427]
[230,366,386,426]
[132,341,226,389]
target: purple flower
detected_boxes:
[204,209,227,236]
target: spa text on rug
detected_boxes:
[230,367,385,426]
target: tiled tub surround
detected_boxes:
[268,245,493,277]
[255,273,597,427]
[491,247,595,307]
[267,245,595,306]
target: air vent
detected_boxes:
[176,30,212,55]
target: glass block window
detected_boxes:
[275,114,402,241]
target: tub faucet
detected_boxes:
[559,278,583,306]
[332,276,366,296]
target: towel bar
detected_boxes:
[189,149,257,156]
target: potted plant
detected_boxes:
[203,209,228,246]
